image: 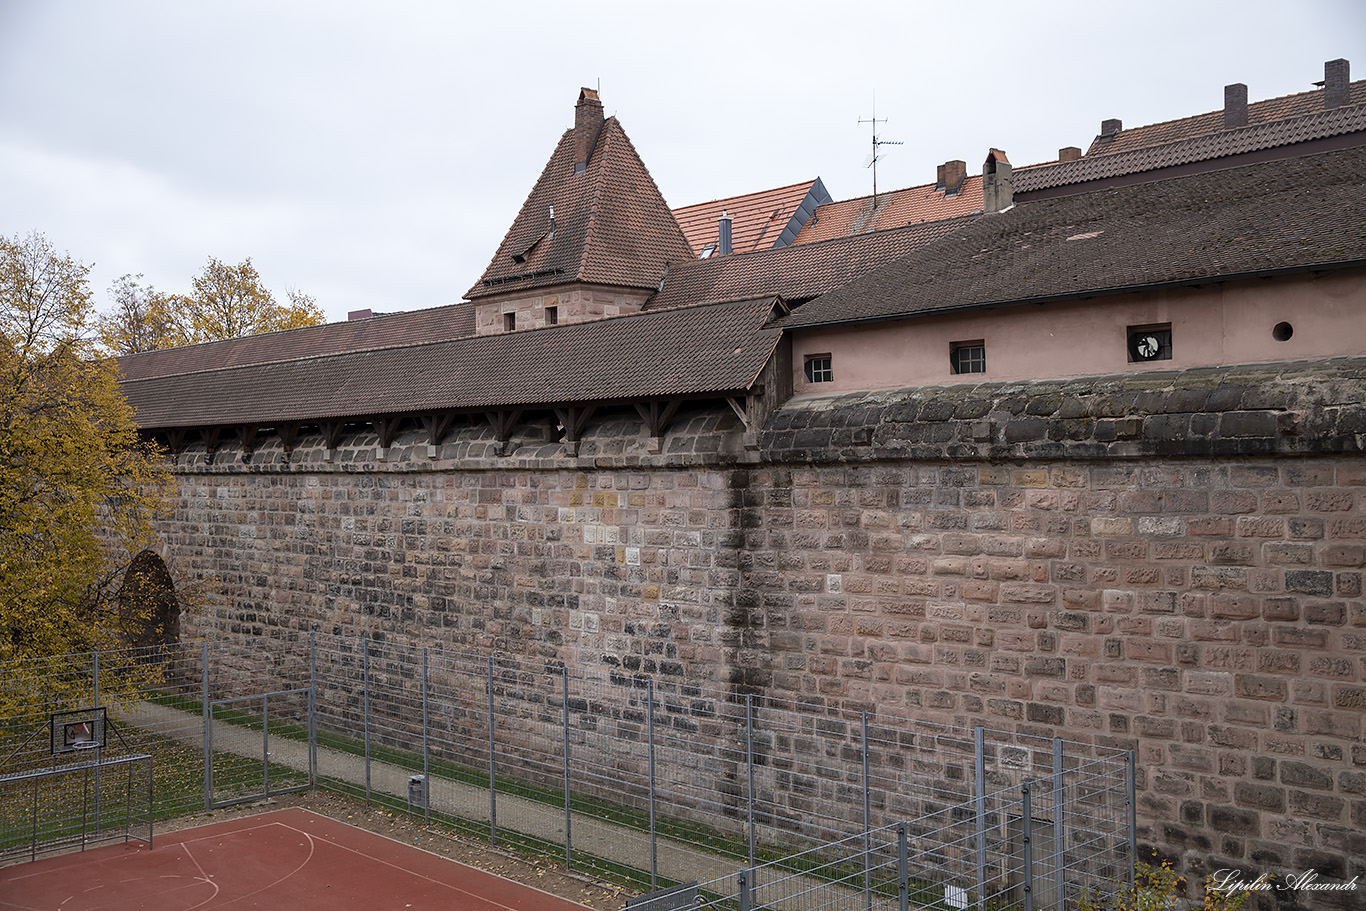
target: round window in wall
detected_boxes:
[1273,321,1294,342]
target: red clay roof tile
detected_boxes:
[790,178,983,244]
[672,180,827,256]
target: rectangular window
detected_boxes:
[1127,324,1172,362]
[951,340,986,374]
[545,306,558,325]
[804,354,833,383]
[504,312,516,332]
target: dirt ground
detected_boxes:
[154,790,639,910]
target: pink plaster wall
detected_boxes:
[790,270,1366,394]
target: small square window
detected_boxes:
[950,341,986,374]
[804,355,833,383]
[504,312,516,332]
[545,306,558,325]
[1128,324,1172,362]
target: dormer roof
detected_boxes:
[467,101,693,300]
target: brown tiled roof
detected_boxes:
[123,297,782,429]
[1086,80,1366,156]
[117,304,476,382]
[647,218,966,311]
[790,178,984,244]
[1019,104,1366,194]
[671,180,828,256]
[782,147,1366,329]
[467,118,693,299]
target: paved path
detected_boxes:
[119,701,874,909]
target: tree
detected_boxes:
[97,257,323,354]
[96,273,174,356]
[0,232,173,663]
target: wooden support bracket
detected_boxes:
[634,400,681,453]
[553,404,597,456]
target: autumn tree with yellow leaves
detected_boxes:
[98,256,323,355]
[0,232,175,663]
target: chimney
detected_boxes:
[982,149,1013,212]
[717,210,733,256]
[574,88,604,173]
[1325,58,1350,109]
[1101,118,1122,137]
[942,160,967,195]
[1224,83,1248,129]
[935,163,946,190]
[1059,146,1082,162]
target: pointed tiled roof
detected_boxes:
[789,178,984,244]
[671,179,830,256]
[467,117,693,299]
[1086,79,1366,156]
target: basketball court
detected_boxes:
[0,808,591,910]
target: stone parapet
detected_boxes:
[763,359,1366,464]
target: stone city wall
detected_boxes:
[157,361,1366,906]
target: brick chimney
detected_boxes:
[942,160,967,195]
[1224,83,1248,129]
[1325,58,1350,109]
[1059,147,1082,162]
[1101,119,1122,137]
[982,149,1013,212]
[574,88,604,174]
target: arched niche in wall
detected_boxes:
[118,550,180,649]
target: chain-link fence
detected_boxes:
[1,634,1135,909]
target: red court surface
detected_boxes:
[0,808,590,910]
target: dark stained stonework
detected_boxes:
[762,360,1366,464]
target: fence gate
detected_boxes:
[205,688,314,809]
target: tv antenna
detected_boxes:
[858,93,902,207]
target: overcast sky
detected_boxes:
[3,1,1364,324]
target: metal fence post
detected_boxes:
[1126,750,1137,892]
[647,678,658,891]
[363,637,371,806]
[974,725,987,909]
[898,820,909,911]
[422,648,430,824]
[738,871,750,911]
[862,712,872,911]
[562,666,572,869]
[202,642,212,811]
[746,693,756,876]
[1052,737,1065,907]
[262,693,270,796]
[488,655,497,846]
[1022,782,1034,911]
[308,633,317,787]
[92,651,101,834]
